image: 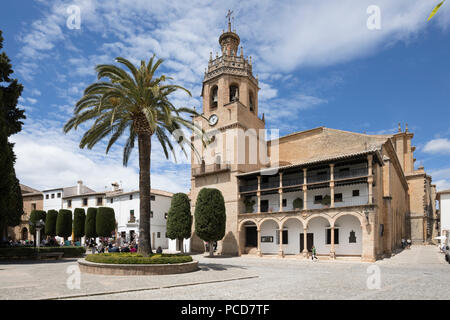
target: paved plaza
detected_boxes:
[0,245,449,300]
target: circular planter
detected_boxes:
[78,258,199,276]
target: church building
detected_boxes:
[189,18,437,261]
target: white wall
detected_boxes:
[308,217,329,255]
[441,193,450,238]
[260,220,279,254]
[334,215,362,255]
[106,192,172,249]
[43,189,63,211]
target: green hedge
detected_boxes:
[56,209,72,238]
[45,210,58,236]
[73,208,86,238]
[85,207,97,238]
[96,207,116,237]
[0,246,86,258]
[85,252,193,264]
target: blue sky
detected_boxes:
[1,0,450,193]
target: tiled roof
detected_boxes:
[20,184,40,194]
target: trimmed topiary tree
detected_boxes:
[29,210,46,242]
[73,208,86,241]
[166,193,192,253]
[56,209,72,240]
[45,209,58,237]
[194,188,226,257]
[85,207,97,240]
[96,207,116,238]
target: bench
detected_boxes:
[37,252,64,260]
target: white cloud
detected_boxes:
[10,118,192,194]
[423,138,450,154]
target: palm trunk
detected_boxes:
[137,132,152,256]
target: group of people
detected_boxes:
[5,237,78,247]
[401,239,412,249]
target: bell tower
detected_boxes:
[190,13,267,255]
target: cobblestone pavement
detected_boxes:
[0,245,448,300]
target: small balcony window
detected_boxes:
[97,197,103,205]
[68,200,72,208]
[314,195,323,204]
[57,193,61,198]
[82,198,88,206]
[352,190,360,197]
[150,195,155,201]
[334,193,343,202]
[51,194,55,199]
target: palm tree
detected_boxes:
[64,56,204,256]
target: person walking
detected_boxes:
[311,245,318,261]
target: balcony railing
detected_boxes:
[239,184,258,193]
[283,177,304,187]
[192,163,231,176]
[260,180,280,190]
[334,167,368,180]
[307,174,330,183]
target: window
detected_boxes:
[317,171,327,176]
[97,197,103,206]
[31,203,36,211]
[68,200,72,208]
[261,236,273,243]
[150,195,155,201]
[110,198,114,204]
[282,199,287,207]
[210,86,218,109]
[130,210,134,215]
[150,211,153,218]
[349,230,357,243]
[57,193,61,198]
[249,92,255,112]
[334,193,343,202]
[276,230,288,245]
[46,194,49,199]
[129,194,133,200]
[157,232,161,238]
[326,228,339,245]
[314,195,323,204]
[51,194,55,199]
[82,198,88,206]
[352,190,360,197]
[164,213,168,219]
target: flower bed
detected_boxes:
[85,252,193,264]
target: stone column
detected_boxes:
[257,176,261,213]
[330,163,335,208]
[279,228,284,257]
[368,154,373,204]
[330,227,336,259]
[303,168,308,210]
[303,228,309,257]
[279,172,283,212]
[257,228,262,257]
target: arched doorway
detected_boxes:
[334,215,362,256]
[259,219,280,254]
[306,216,331,255]
[22,227,28,241]
[239,220,258,255]
[281,218,304,255]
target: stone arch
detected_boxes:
[21,227,28,241]
[280,216,306,230]
[304,213,332,229]
[333,214,363,256]
[280,217,306,255]
[305,215,332,255]
[331,211,365,228]
[238,218,258,231]
[258,217,282,230]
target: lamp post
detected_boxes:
[35,219,45,252]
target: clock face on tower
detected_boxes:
[209,114,218,126]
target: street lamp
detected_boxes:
[35,219,45,250]
[364,210,370,224]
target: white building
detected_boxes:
[42,181,174,250]
[105,187,173,250]
[437,189,450,245]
